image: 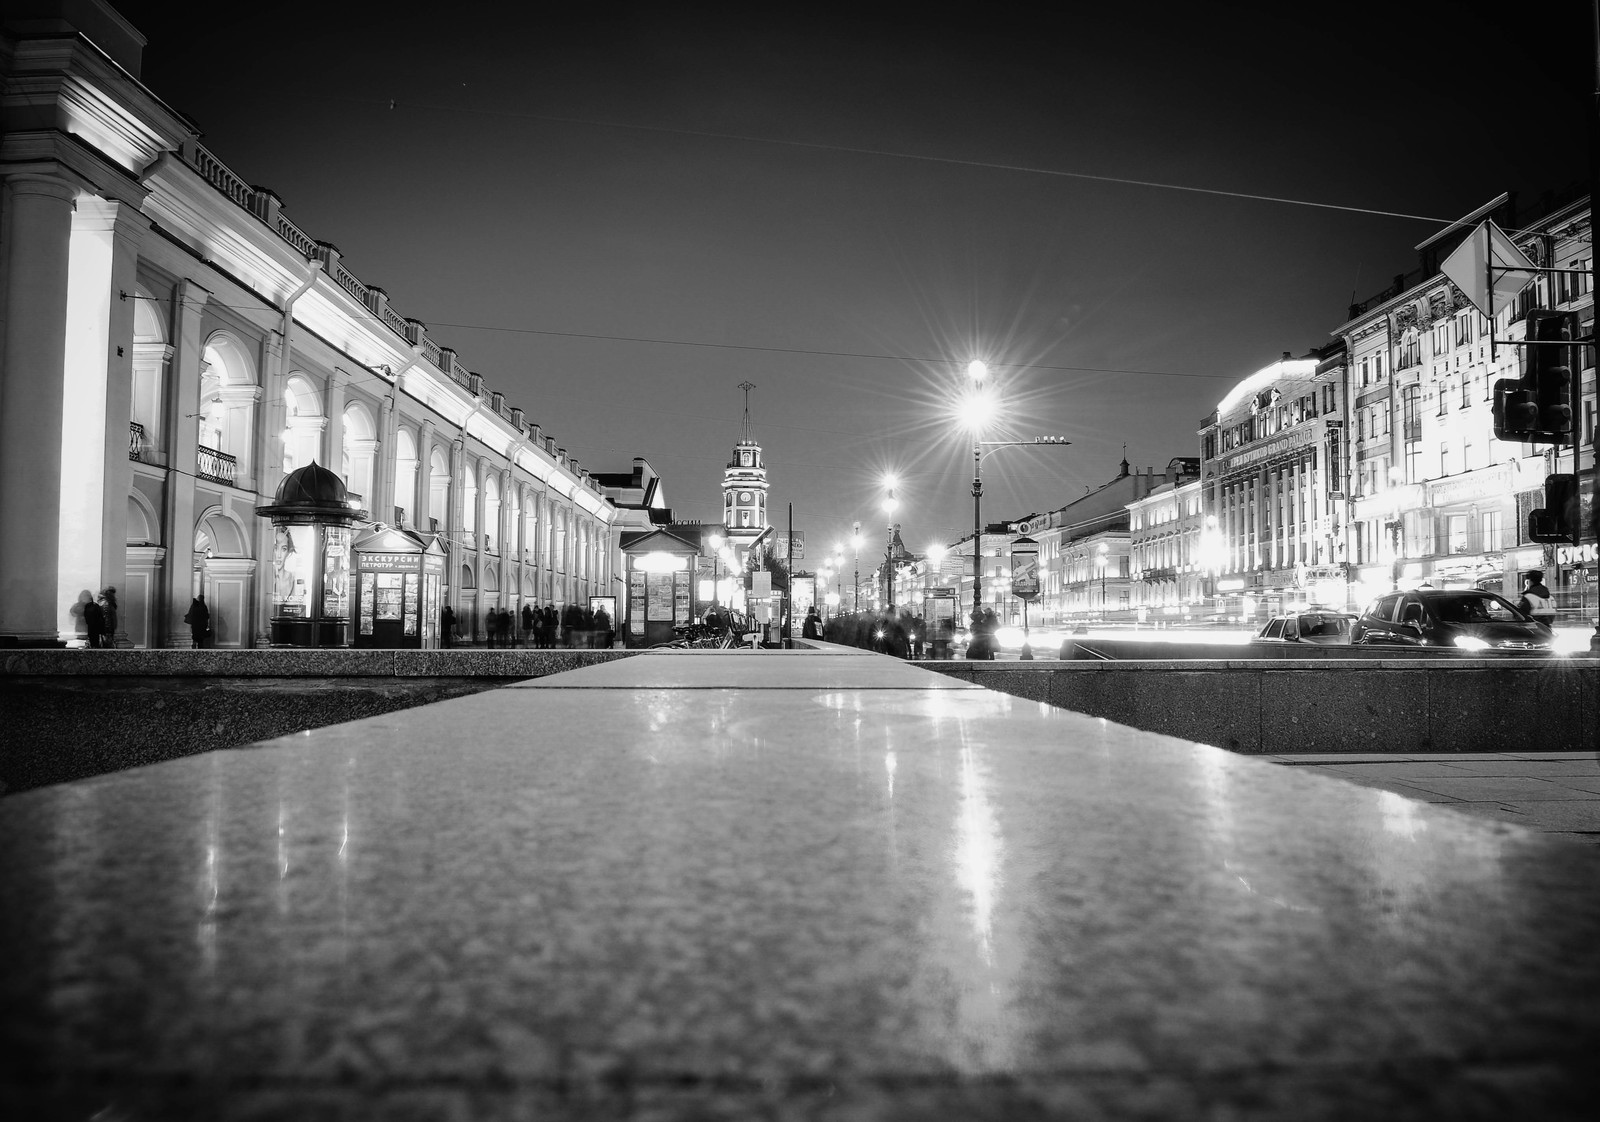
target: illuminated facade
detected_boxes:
[721,384,770,559]
[0,3,620,647]
[1128,478,1204,616]
[1333,192,1593,609]
[1198,349,1348,618]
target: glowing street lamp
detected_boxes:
[851,526,863,613]
[881,480,899,610]
[708,531,725,612]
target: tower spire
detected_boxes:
[738,381,755,442]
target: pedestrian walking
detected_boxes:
[441,604,455,647]
[520,603,535,647]
[99,587,119,648]
[184,594,210,648]
[801,606,821,640]
[1518,570,1557,627]
[498,606,514,647]
[593,604,613,648]
[485,607,498,648]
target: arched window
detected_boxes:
[507,487,521,555]
[197,333,258,480]
[483,474,501,553]
[395,429,418,527]
[282,375,324,474]
[429,447,449,529]
[342,401,377,506]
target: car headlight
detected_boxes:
[1454,635,1490,651]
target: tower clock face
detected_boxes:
[740,491,753,503]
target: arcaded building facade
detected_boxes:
[1,4,619,647]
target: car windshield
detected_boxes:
[1431,593,1526,624]
[1298,614,1348,637]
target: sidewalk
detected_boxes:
[1263,751,1600,845]
[2,649,1598,1119]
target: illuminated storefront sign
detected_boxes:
[1220,425,1318,472]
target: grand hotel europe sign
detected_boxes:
[1219,423,1327,474]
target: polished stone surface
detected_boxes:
[3,650,1599,1119]
[1,647,635,678]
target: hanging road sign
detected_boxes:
[1439,219,1536,320]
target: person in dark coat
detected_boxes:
[561,603,582,648]
[520,603,535,646]
[99,587,119,648]
[82,592,105,649]
[184,594,210,648]
[593,605,613,648]
[801,606,821,640]
[441,604,456,647]
[498,606,515,647]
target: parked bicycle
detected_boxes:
[650,612,760,650]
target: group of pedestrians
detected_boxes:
[440,602,614,648]
[820,607,930,660]
[80,586,121,648]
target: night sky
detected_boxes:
[117,1,1592,562]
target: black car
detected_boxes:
[1349,589,1553,651]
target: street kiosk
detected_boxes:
[255,462,366,647]
[351,526,446,648]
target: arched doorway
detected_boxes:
[193,508,256,647]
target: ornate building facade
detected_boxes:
[1198,348,1349,617]
[1333,191,1592,610]
[1,2,623,647]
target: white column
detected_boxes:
[162,279,211,645]
[376,394,395,522]
[88,201,148,645]
[0,175,76,641]
[418,419,436,529]
[324,367,347,476]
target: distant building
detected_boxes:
[1128,477,1205,617]
[1198,347,1348,619]
[721,384,770,560]
[1035,455,1198,624]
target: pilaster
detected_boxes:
[0,174,77,642]
[325,367,348,476]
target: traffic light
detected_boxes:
[1493,309,1577,444]
[1528,473,1579,544]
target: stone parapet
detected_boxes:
[925,658,1600,754]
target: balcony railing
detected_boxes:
[196,444,238,487]
[129,421,147,462]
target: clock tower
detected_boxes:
[722,381,769,557]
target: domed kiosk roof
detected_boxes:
[255,461,367,522]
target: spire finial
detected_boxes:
[738,381,756,442]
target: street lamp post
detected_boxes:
[961,358,1070,635]
[851,525,862,613]
[968,360,988,633]
[882,482,899,611]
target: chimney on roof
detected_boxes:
[1282,351,1292,362]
